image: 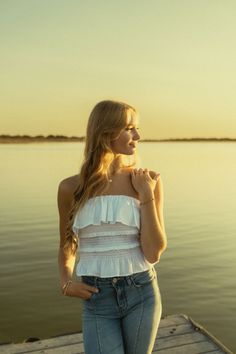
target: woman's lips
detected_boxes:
[129,142,136,148]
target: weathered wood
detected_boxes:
[158,315,187,328]
[0,334,84,354]
[153,341,223,354]
[157,323,194,338]
[0,314,233,354]
[154,332,218,350]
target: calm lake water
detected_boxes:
[0,142,235,352]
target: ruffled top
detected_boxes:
[72,195,152,277]
[72,195,140,233]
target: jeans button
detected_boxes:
[112,278,117,284]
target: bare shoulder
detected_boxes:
[57,174,80,207]
[122,166,134,175]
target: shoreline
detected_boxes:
[0,136,236,144]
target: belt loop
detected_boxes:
[94,276,98,287]
[129,273,135,286]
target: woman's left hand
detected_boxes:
[131,168,160,199]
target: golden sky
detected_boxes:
[0,0,236,139]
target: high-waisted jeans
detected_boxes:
[81,267,162,354]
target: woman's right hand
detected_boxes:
[64,281,99,300]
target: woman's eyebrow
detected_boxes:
[126,123,138,127]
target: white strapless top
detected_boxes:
[72,195,153,277]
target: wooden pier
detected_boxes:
[0,314,233,353]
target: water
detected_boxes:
[0,142,235,352]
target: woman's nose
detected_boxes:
[133,128,140,141]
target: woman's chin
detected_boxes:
[124,147,136,155]
[114,146,137,155]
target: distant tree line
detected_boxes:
[0,135,235,142]
[0,134,85,141]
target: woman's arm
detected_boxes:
[57,178,99,299]
[131,169,167,264]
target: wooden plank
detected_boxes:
[158,314,188,328]
[153,340,225,354]
[204,351,234,354]
[157,323,194,339]
[1,323,195,354]
[26,343,84,354]
[156,314,233,354]
[154,332,219,351]
[0,334,84,354]
[0,314,232,354]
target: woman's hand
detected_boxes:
[63,281,99,300]
[131,168,160,200]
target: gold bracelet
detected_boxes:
[63,280,72,295]
[140,197,154,206]
[62,280,72,295]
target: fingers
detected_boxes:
[85,285,99,300]
[64,281,99,299]
[133,168,151,179]
[85,284,99,294]
[76,282,99,299]
[153,173,160,181]
[132,169,149,182]
[133,168,148,174]
[133,168,160,180]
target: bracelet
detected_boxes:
[140,197,154,206]
[62,280,72,295]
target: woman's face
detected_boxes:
[110,112,140,155]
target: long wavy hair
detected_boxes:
[63,100,138,255]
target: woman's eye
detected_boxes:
[126,127,139,131]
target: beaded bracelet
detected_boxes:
[62,280,72,295]
[140,197,154,206]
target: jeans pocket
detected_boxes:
[81,276,97,302]
[132,268,156,287]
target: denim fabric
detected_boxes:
[81,267,162,354]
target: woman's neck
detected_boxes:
[109,155,123,175]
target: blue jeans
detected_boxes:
[81,267,162,354]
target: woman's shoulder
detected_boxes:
[58,174,80,200]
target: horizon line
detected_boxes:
[0,134,236,142]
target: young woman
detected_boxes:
[57,100,167,354]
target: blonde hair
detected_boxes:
[64,100,138,255]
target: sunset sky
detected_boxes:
[0,0,236,139]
